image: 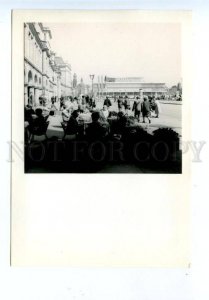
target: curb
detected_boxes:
[160,101,182,105]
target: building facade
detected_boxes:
[94,76,168,98]
[24,23,72,107]
[75,78,90,96]
[168,82,182,99]
[54,57,72,97]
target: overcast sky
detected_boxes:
[45,22,181,87]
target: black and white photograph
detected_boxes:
[24,20,183,173]
[0,4,207,300]
[11,9,192,270]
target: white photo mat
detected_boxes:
[11,10,192,267]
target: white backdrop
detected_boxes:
[1,1,209,300]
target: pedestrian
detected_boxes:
[154,98,162,118]
[85,95,90,105]
[124,95,131,114]
[49,99,57,116]
[81,95,86,105]
[117,96,123,112]
[141,96,151,123]
[132,96,143,122]
[90,96,96,108]
[104,97,112,108]
[60,96,64,110]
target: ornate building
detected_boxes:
[24,23,45,106]
[24,23,72,106]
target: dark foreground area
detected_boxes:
[25,129,182,174]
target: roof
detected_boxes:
[105,76,144,83]
[43,26,52,39]
[38,23,44,31]
[54,56,65,65]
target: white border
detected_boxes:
[1,2,209,300]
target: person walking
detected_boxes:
[154,98,162,118]
[132,96,143,122]
[60,96,64,110]
[141,96,151,123]
[104,96,112,109]
[117,96,123,112]
[81,95,86,106]
[123,95,131,114]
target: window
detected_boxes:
[28,70,33,82]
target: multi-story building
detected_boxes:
[24,23,44,106]
[24,23,72,106]
[54,57,72,98]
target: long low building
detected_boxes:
[94,76,168,98]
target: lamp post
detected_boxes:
[89,74,95,97]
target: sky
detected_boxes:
[45,22,181,87]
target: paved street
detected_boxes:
[91,99,181,136]
[146,102,182,136]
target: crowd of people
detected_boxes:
[24,93,163,143]
[117,95,161,123]
[24,94,182,173]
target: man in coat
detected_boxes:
[141,96,151,123]
[132,96,143,122]
[104,97,112,108]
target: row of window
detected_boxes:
[25,28,56,76]
[26,70,58,87]
[27,70,42,85]
[25,29,42,71]
[25,26,67,88]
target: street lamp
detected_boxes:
[89,74,95,97]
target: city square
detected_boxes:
[24,22,182,173]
